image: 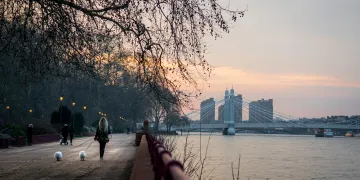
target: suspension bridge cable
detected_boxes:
[239,94,300,120]
[184,97,225,117]
[185,99,225,119]
[240,101,309,128]
[237,99,297,123]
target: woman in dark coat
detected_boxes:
[27,124,33,146]
[94,117,110,160]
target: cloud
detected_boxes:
[207,66,360,89]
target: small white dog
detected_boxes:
[79,151,86,161]
[54,151,62,161]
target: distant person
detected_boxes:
[27,124,33,146]
[69,125,75,145]
[61,124,69,145]
[127,127,130,134]
[108,125,113,138]
[94,117,110,160]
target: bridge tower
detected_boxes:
[223,87,235,135]
[224,89,230,124]
[228,88,236,135]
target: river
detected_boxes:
[174,133,360,180]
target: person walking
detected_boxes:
[94,117,110,160]
[61,124,69,145]
[27,124,33,146]
[109,125,113,139]
[69,125,75,145]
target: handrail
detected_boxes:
[145,133,189,180]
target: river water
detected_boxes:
[174,133,360,180]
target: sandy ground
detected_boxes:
[0,134,137,180]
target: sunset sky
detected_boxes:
[192,0,360,118]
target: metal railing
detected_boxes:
[145,133,189,180]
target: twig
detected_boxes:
[237,154,241,180]
[231,162,235,180]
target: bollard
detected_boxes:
[135,132,143,146]
[143,120,149,133]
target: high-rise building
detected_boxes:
[200,98,215,124]
[218,104,224,123]
[249,99,273,123]
[234,94,242,123]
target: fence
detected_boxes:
[17,134,60,146]
[145,133,188,180]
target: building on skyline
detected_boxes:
[249,99,273,123]
[200,98,215,124]
[218,104,224,123]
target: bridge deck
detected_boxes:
[186,123,358,129]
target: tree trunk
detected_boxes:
[155,118,159,133]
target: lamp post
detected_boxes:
[60,95,64,124]
[83,105,88,124]
[5,105,10,125]
[72,102,76,126]
[29,109,33,123]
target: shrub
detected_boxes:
[0,124,25,139]
[58,106,72,125]
[82,126,96,133]
[32,123,57,135]
[0,133,16,141]
[50,111,61,124]
[91,120,98,128]
[72,112,85,134]
[82,126,90,133]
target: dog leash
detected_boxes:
[84,139,95,151]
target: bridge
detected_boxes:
[185,123,359,130]
[182,88,360,135]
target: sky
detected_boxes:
[191,0,360,118]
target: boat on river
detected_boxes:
[345,131,354,137]
[315,129,333,137]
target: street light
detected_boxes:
[5,105,10,125]
[83,106,87,110]
[98,112,101,115]
[72,102,76,107]
[104,114,107,117]
[29,109,33,113]
[60,95,63,125]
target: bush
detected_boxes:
[58,106,72,125]
[82,126,96,133]
[112,126,125,133]
[91,120,98,128]
[50,111,61,124]
[72,112,85,134]
[32,123,57,135]
[0,124,25,139]
[0,133,16,141]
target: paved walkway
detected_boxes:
[0,134,136,180]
